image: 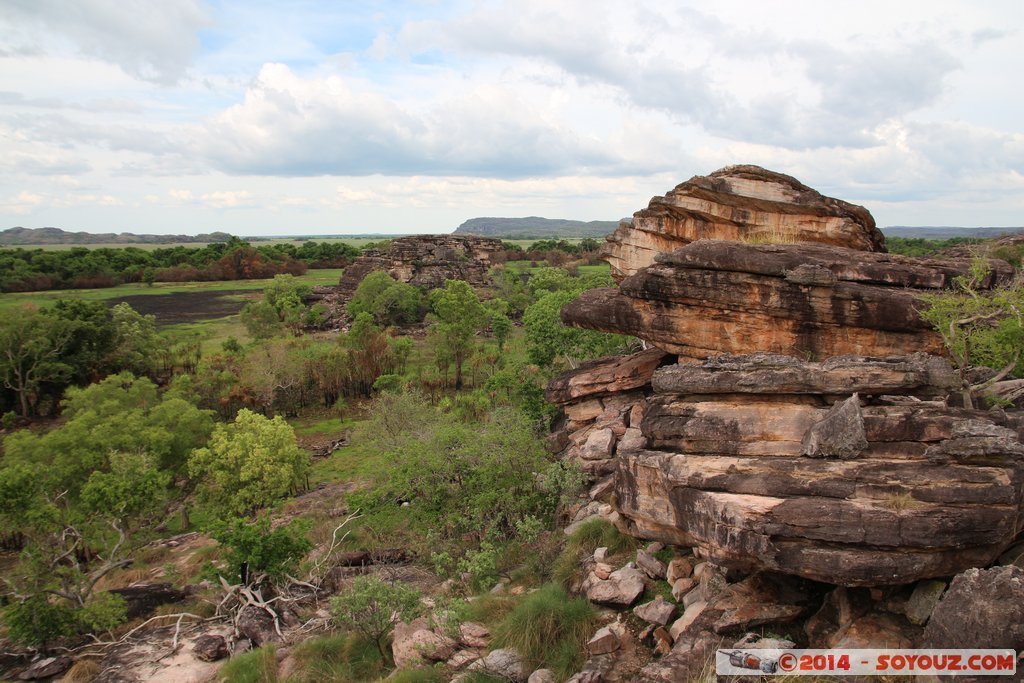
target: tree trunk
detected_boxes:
[454,350,464,390]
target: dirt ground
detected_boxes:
[108,289,257,325]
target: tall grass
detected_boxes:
[491,583,598,680]
[286,631,387,682]
[552,517,637,587]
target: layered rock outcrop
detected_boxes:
[564,240,1012,360]
[336,234,504,297]
[550,351,1024,586]
[604,165,885,281]
[549,165,1024,588]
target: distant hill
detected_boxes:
[882,226,1024,239]
[0,227,234,246]
[453,217,621,239]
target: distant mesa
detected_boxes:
[0,226,234,246]
[453,216,620,239]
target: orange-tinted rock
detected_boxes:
[604,165,885,281]
[563,241,1011,360]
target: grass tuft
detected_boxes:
[219,646,278,683]
[286,631,387,683]
[552,517,637,588]
[491,583,597,680]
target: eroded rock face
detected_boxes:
[336,234,504,298]
[564,240,1011,360]
[604,165,885,282]
[549,351,1024,586]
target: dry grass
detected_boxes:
[62,658,102,682]
[739,229,799,245]
[92,566,156,592]
[881,492,923,511]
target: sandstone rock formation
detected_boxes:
[336,234,504,298]
[603,165,885,281]
[564,240,1012,360]
[549,350,1024,586]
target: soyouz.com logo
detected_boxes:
[715,649,1018,676]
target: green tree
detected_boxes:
[523,289,632,369]
[348,271,423,325]
[240,300,284,339]
[331,576,423,658]
[918,259,1024,408]
[428,280,487,389]
[188,408,309,517]
[108,302,161,377]
[0,308,73,417]
[209,515,312,585]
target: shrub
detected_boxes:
[2,595,78,649]
[331,576,423,658]
[491,583,597,679]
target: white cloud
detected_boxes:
[0,0,209,84]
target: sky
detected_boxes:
[0,1,1022,236]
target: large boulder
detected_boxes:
[922,565,1024,650]
[604,165,885,282]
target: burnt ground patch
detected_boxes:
[108,289,258,325]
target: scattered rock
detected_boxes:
[192,634,229,662]
[589,476,615,501]
[18,656,72,680]
[653,627,673,656]
[587,625,622,656]
[237,605,281,647]
[593,547,609,563]
[528,669,556,683]
[904,579,946,626]
[698,563,727,602]
[593,562,613,580]
[666,558,693,584]
[392,617,456,668]
[923,565,1024,651]
[636,550,666,579]
[634,595,677,626]
[459,621,490,648]
[585,565,646,606]
[447,649,479,670]
[646,542,665,554]
[670,601,707,641]
[671,578,696,602]
[466,648,527,682]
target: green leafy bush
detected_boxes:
[209,515,312,584]
[2,595,79,648]
[331,576,423,658]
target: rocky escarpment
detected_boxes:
[564,240,1012,360]
[549,166,1024,591]
[604,165,886,281]
[336,234,504,298]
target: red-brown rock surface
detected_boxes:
[563,240,1012,360]
[604,165,885,281]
